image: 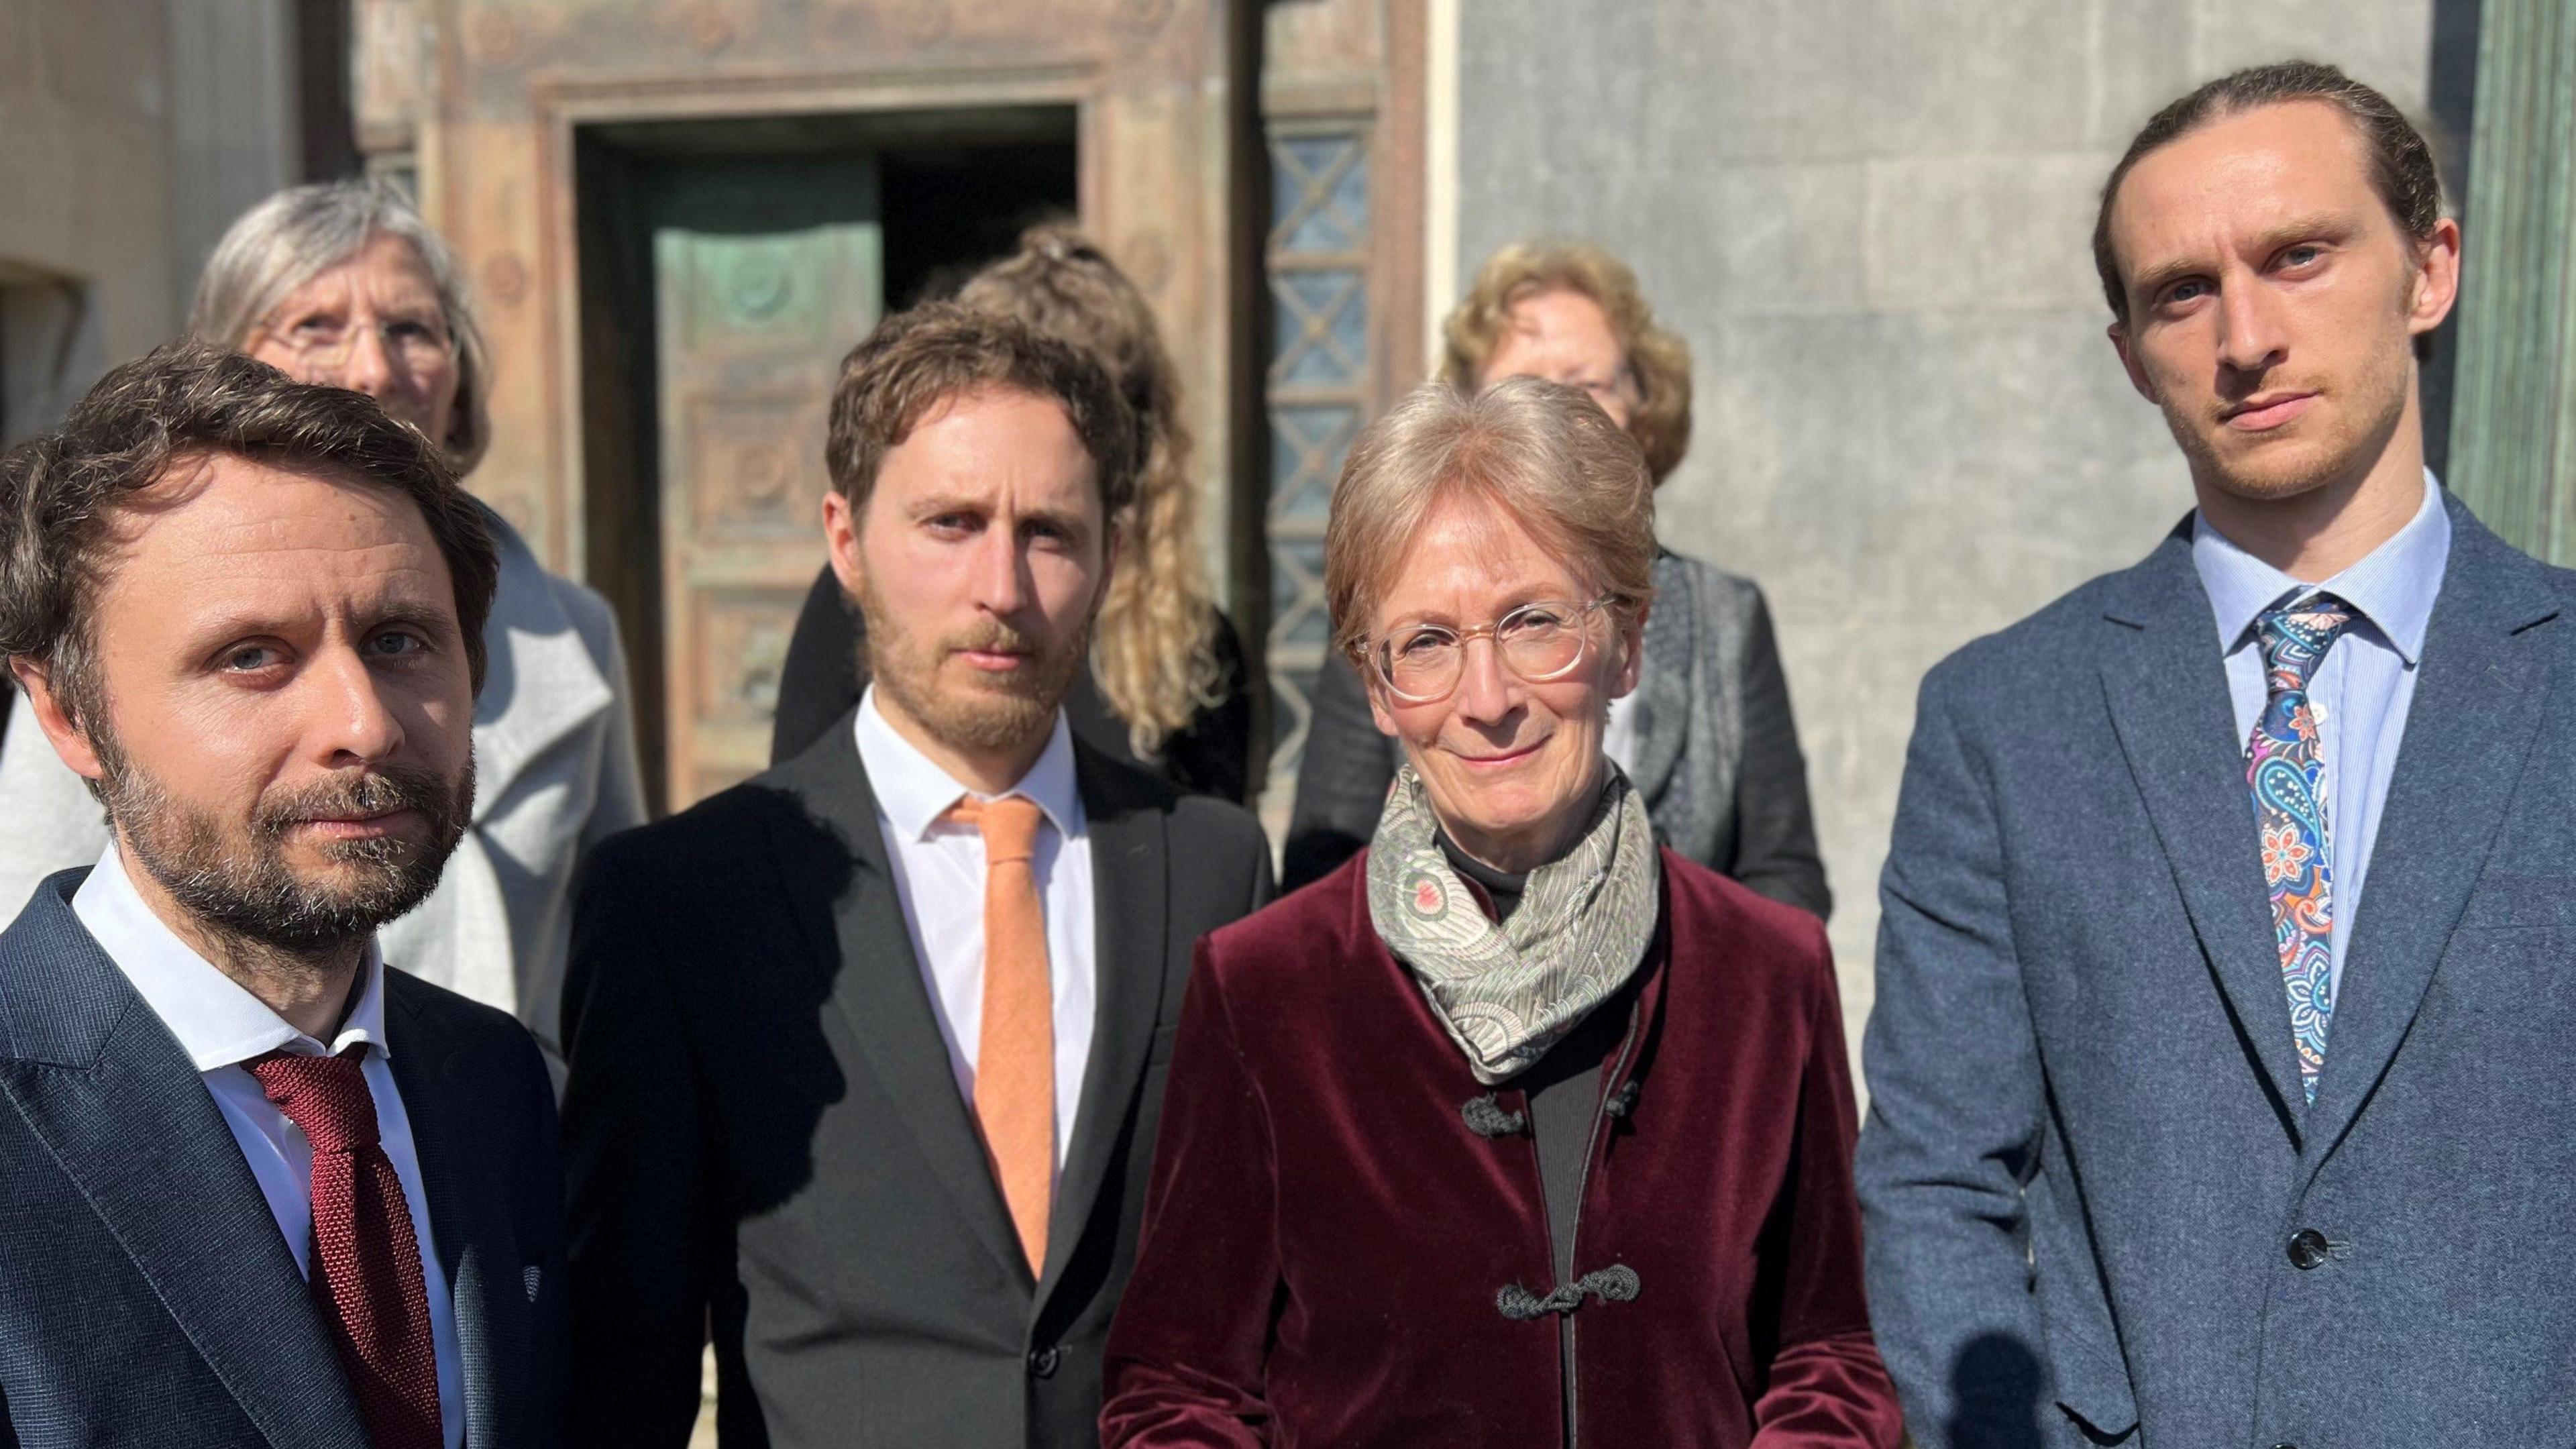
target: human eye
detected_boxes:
[923,511,981,539]
[217,642,289,676]
[2276,243,2328,273]
[1503,602,1572,635]
[365,627,431,660]
[2159,277,2212,309]
[1393,625,1457,659]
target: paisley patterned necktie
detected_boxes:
[2246,593,2354,1104]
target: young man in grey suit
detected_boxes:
[0,343,567,1448]
[559,304,1275,1448]
[1860,62,2576,1448]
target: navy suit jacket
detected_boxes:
[0,869,568,1448]
[1858,492,2576,1447]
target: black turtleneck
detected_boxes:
[1434,830,1634,1285]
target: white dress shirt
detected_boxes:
[855,686,1097,1172]
[2194,468,2451,1007]
[73,843,466,1448]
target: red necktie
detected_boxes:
[250,1047,443,1449]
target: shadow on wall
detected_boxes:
[0,271,105,450]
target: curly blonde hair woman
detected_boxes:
[769,225,1254,801]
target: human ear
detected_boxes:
[8,658,107,783]
[822,490,866,602]
[2108,323,2159,404]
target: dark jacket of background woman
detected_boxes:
[1284,550,1829,910]
[1099,849,1897,1447]
[767,564,1257,801]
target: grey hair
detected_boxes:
[188,179,492,474]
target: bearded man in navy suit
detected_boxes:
[0,343,565,1448]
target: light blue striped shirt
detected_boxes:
[2193,470,2450,1006]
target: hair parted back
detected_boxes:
[0,341,500,729]
[1442,241,1693,485]
[1326,376,1657,660]
[190,178,494,474]
[824,298,1138,529]
[956,223,1223,758]
[2094,60,2446,326]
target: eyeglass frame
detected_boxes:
[1348,594,1627,706]
[250,309,458,371]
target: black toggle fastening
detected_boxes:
[1462,1093,1529,1138]
[1495,1265,1642,1321]
[1602,1080,1641,1119]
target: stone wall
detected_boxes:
[0,0,298,443]
[1452,0,2440,1058]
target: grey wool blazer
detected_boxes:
[1281,549,1830,915]
[1858,492,2576,1448]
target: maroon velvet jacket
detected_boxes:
[1100,849,1901,1448]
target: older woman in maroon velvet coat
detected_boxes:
[1100,377,1899,1448]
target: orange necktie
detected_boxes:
[945,794,1053,1275]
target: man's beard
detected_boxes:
[94,727,475,960]
[855,575,1092,760]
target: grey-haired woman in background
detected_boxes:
[0,180,645,1073]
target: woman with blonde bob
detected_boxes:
[1285,241,1825,917]
[1102,378,1898,1447]
[769,224,1254,800]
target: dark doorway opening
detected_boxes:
[574,106,1077,810]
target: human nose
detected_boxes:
[332,321,398,400]
[969,526,1031,617]
[1450,635,1517,724]
[306,644,406,767]
[2215,278,2288,375]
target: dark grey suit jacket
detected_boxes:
[559,712,1275,1448]
[0,870,569,1448]
[1859,493,2576,1447]
[1281,550,1829,913]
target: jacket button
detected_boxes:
[1028,1345,1061,1379]
[2286,1229,2330,1269]
[2270,1443,2299,1449]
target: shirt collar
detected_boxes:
[853,685,1083,843]
[2192,466,2451,666]
[70,840,392,1072]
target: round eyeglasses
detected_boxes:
[1359,596,1617,705]
[256,314,455,373]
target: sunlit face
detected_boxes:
[244,233,462,454]
[2106,101,2458,504]
[28,453,478,951]
[1364,494,1642,871]
[1480,289,1640,430]
[824,386,1114,768]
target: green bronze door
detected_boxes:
[651,158,881,806]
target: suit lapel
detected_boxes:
[0,885,368,1449]
[764,722,1031,1288]
[1036,750,1171,1307]
[2097,533,2310,1122]
[386,980,527,1448]
[1629,555,1695,806]
[2302,501,2561,1169]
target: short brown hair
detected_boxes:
[0,341,499,727]
[823,301,1138,523]
[2095,60,2445,325]
[1441,241,1693,485]
[1326,376,1657,657]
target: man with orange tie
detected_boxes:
[559,303,1274,1449]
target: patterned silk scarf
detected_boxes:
[1367,763,1661,1085]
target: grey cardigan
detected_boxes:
[1281,551,1829,916]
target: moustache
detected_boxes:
[254,765,466,838]
[943,621,1043,656]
